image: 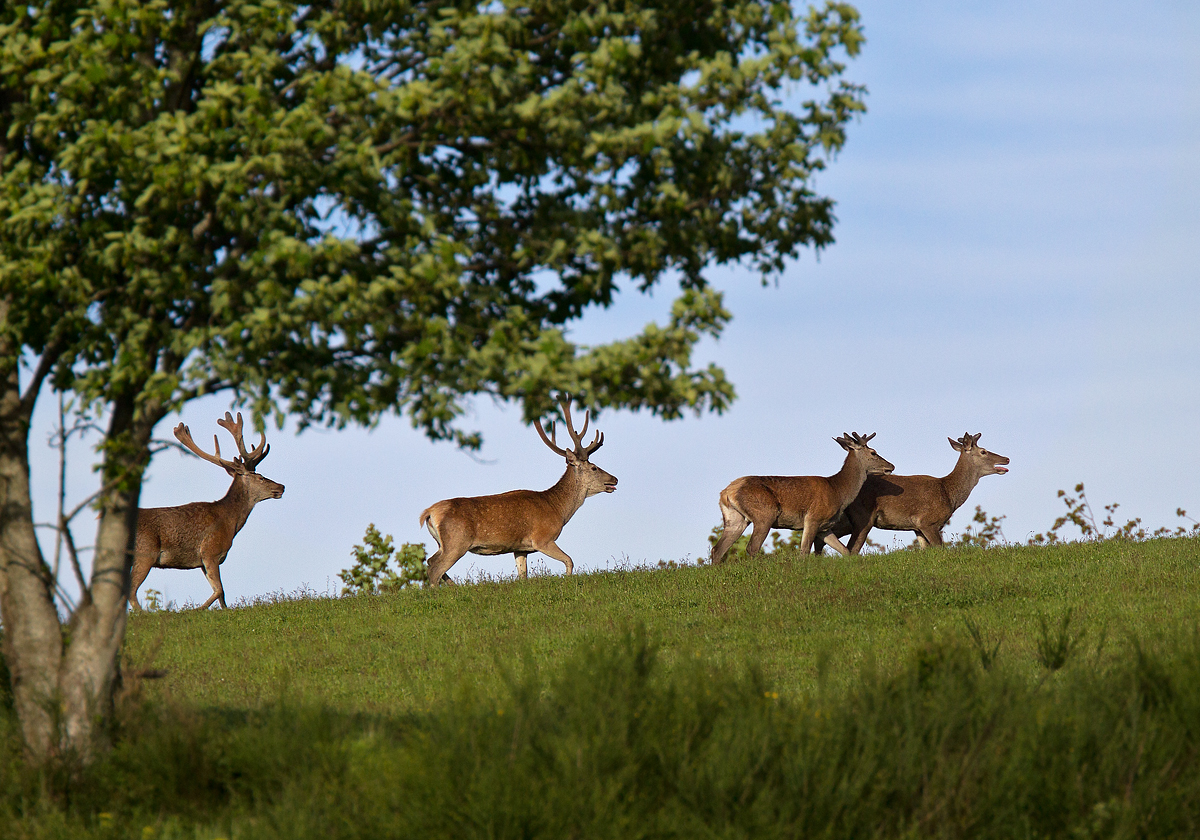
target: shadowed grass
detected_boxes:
[4,619,1200,838]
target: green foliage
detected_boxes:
[339,524,426,595]
[1,0,868,445]
[8,622,1200,838]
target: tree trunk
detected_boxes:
[0,355,64,760]
[54,394,157,759]
[0,338,158,761]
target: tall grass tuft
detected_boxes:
[5,623,1200,838]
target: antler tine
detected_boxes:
[217,411,270,470]
[556,393,605,458]
[570,408,604,456]
[173,422,240,471]
[582,429,604,456]
[556,393,584,451]
[535,417,572,458]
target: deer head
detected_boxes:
[834,431,895,476]
[173,412,285,503]
[535,395,618,497]
[949,432,1010,476]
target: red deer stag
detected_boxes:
[419,395,617,586]
[711,432,894,563]
[825,432,1009,553]
[131,412,285,610]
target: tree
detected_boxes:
[0,0,865,762]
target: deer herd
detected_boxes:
[128,397,1009,610]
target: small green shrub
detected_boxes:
[955,504,1008,547]
[339,524,426,595]
[1030,482,1200,545]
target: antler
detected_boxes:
[173,422,242,472]
[534,394,604,460]
[834,431,876,448]
[216,411,270,471]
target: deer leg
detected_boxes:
[129,553,156,611]
[917,527,943,548]
[198,559,226,610]
[847,513,875,555]
[535,541,573,575]
[745,521,773,557]
[796,516,820,556]
[426,543,468,587]
[711,510,749,563]
[822,532,851,556]
[514,553,529,580]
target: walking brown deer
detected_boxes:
[711,432,894,563]
[825,432,1009,553]
[418,395,617,586]
[130,412,284,610]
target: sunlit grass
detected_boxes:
[123,536,1200,713]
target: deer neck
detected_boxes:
[543,465,589,525]
[217,477,257,535]
[827,452,869,509]
[941,455,983,513]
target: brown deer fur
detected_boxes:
[711,432,894,563]
[825,432,1009,553]
[419,396,617,586]
[131,413,284,610]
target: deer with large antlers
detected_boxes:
[822,432,1010,553]
[130,412,284,610]
[711,432,894,563]
[419,395,618,586]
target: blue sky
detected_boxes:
[29,1,1200,606]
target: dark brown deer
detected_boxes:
[711,432,894,563]
[419,395,617,585]
[130,412,284,610]
[827,432,1009,553]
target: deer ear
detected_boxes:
[949,436,965,452]
[565,450,581,466]
[834,435,852,451]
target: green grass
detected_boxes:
[122,537,1200,712]
[3,537,1200,838]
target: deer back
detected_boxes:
[135,500,239,570]
[723,433,894,530]
[846,473,952,532]
[723,475,843,530]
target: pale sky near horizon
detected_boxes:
[27,1,1200,608]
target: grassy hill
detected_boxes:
[123,537,1200,712]
[4,537,1200,838]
